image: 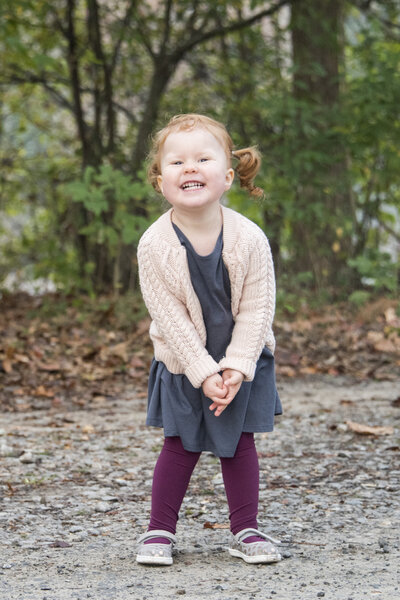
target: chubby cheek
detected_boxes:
[158,178,177,203]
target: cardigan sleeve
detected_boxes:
[218,232,276,381]
[137,237,221,388]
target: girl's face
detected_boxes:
[157,128,234,212]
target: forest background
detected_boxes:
[0,1,399,388]
[1,5,400,595]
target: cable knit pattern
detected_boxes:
[137,206,276,388]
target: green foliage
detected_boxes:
[65,165,153,253]
[348,290,372,307]
[348,250,398,294]
[1,0,399,304]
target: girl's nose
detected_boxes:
[184,161,197,172]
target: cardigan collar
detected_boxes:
[156,205,239,254]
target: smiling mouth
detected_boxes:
[181,181,205,190]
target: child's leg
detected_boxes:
[145,436,201,543]
[220,432,264,542]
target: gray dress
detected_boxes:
[146,224,282,458]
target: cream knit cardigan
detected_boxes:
[137,205,276,389]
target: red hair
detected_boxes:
[147,114,264,198]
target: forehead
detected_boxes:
[161,127,227,156]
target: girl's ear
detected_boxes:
[157,175,163,194]
[224,168,234,191]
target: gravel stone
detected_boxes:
[0,378,398,599]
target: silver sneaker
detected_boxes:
[228,528,282,564]
[136,530,176,566]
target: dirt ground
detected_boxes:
[1,375,399,600]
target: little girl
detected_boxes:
[136,114,282,565]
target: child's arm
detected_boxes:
[138,238,220,388]
[219,231,275,381]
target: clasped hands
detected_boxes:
[201,369,244,417]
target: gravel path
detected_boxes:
[1,377,399,600]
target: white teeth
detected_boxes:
[182,182,204,190]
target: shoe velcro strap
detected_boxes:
[138,530,176,544]
[235,528,280,544]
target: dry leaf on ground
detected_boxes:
[346,421,394,436]
[203,522,230,530]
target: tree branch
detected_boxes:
[186,0,201,33]
[377,216,400,243]
[1,69,74,112]
[65,0,90,164]
[110,0,137,72]
[160,0,173,53]
[2,66,137,124]
[86,0,103,157]
[134,6,156,59]
[131,0,291,176]
[48,6,68,37]
[171,0,291,61]
[113,101,137,124]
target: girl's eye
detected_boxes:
[199,158,209,162]
[172,160,183,165]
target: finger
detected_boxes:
[224,375,242,387]
[215,397,231,405]
[208,400,224,410]
[204,387,226,401]
[224,386,238,400]
[215,405,226,417]
[213,387,228,399]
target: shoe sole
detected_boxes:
[229,548,282,564]
[136,554,173,566]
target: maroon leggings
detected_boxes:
[147,433,259,536]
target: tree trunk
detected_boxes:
[131,61,174,179]
[290,0,352,292]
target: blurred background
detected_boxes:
[0,0,399,314]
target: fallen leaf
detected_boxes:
[92,395,107,404]
[367,331,384,345]
[275,349,301,366]
[103,342,129,362]
[6,481,16,495]
[130,356,146,368]
[203,522,230,530]
[374,338,399,353]
[384,307,400,327]
[300,366,318,375]
[346,421,394,436]
[2,359,13,373]
[81,424,95,434]
[128,368,143,378]
[36,361,61,372]
[31,345,44,359]
[277,365,296,377]
[135,317,151,337]
[34,385,55,398]
[12,388,25,395]
[14,353,30,364]
[327,367,340,376]
[82,368,112,381]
